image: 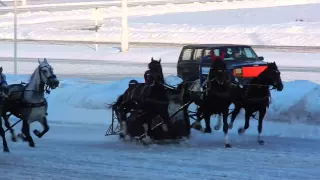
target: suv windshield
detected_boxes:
[211,47,259,61]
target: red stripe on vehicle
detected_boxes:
[242,66,267,78]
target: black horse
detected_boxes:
[188,53,237,147]
[109,58,186,143]
[228,62,283,145]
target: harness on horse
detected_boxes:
[8,64,55,109]
[197,50,240,98]
[242,83,272,107]
[0,77,8,103]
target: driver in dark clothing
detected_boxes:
[144,69,154,85]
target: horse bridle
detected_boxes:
[243,68,281,104]
[244,68,281,90]
[206,68,229,94]
[38,64,57,94]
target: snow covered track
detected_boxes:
[1,123,320,180]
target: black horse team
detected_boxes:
[109,48,284,147]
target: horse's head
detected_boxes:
[0,67,9,98]
[209,58,229,85]
[259,62,283,91]
[148,57,164,84]
[38,58,59,89]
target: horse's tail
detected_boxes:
[107,94,124,110]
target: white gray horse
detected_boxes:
[0,67,10,152]
[2,58,59,148]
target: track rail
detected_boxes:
[1,39,320,52]
[0,0,246,13]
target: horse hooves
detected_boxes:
[141,139,150,147]
[29,142,35,148]
[258,140,265,145]
[238,128,244,135]
[224,144,232,148]
[11,136,17,142]
[17,133,27,141]
[204,128,212,133]
[119,133,125,139]
[142,141,149,147]
[3,147,9,152]
[141,136,152,146]
[33,130,41,137]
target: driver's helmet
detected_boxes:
[128,79,138,88]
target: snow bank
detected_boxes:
[4,74,320,139]
[266,80,320,124]
[6,74,320,124]
[51,76,320,125]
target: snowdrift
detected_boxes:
[4,74,320,139]
[7,75,320,123]
[7,75,320,124]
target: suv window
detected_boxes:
[181,48,193,61]
[243,47,256,58]
[193,48,203,60]
[212,47,258,60]
[204,49,211,56]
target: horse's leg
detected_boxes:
[181,86,191,137]
[3,113,17,142]
[159,108,169,133]
[191,105,203,131]
[257,107,266,145]
[203,112,212,133]
[118,103,128,139]
[222,109,231,148]
[183,103,191,137]
[33,117,49,138]
[214,114,222,130]
[141,114,152,144]
[238,109,251,135]
[21,119,35,147]
[229,103,241,129]
[0,117,9,152]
